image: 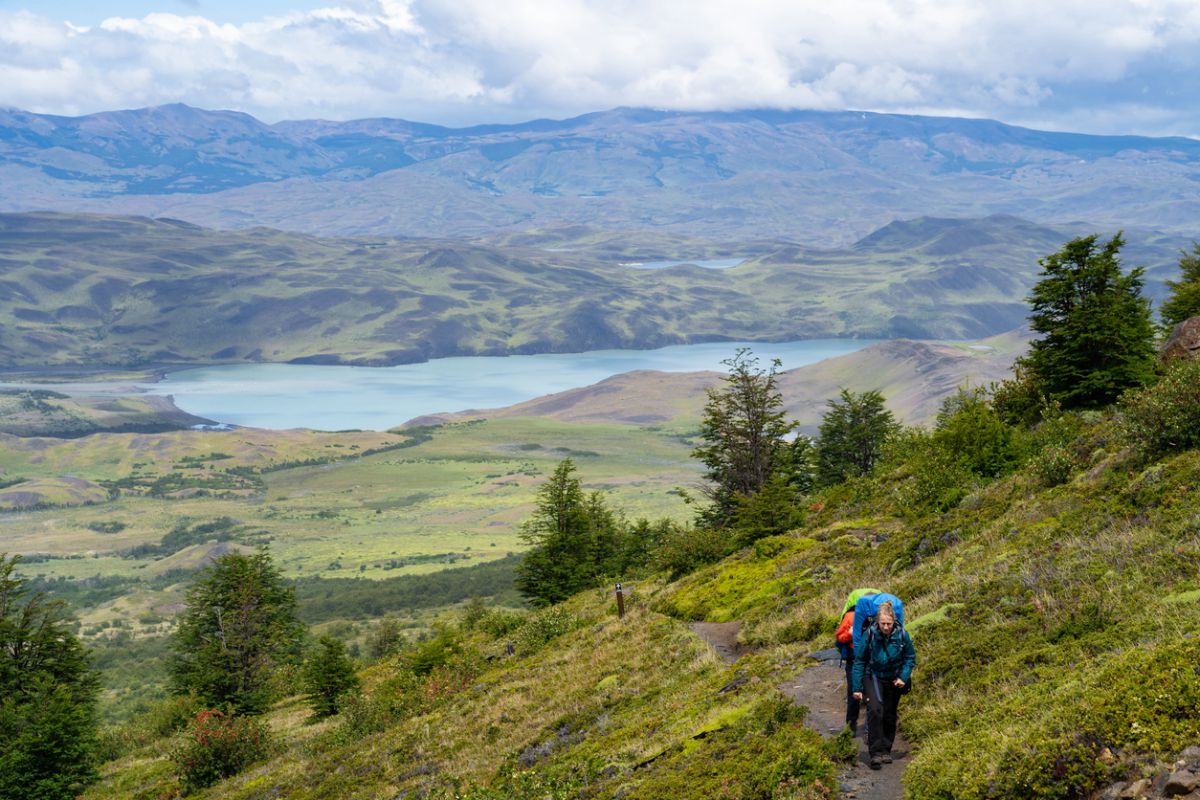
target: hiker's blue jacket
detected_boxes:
[851,625,916,693]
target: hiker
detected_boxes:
[851,601,915,770]
[835,587,880,736]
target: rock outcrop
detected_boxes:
[1160,316,1200,362]
[1092,746,1200,800]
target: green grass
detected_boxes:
[4,416,697,719]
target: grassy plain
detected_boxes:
[2,415,697,718]
[4,418,696,579]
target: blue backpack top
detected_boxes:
[851,591,905,652]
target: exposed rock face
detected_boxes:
[1160,316,1200,362]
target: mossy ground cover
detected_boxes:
[654,414,1200,798]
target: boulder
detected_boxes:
[1160,316,1200,362]
[1165,769,1200,797]
[1179,746,1200,767]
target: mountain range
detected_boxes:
[3,105,1199,245]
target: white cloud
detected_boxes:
[0,0,1198,134]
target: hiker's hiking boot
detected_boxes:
[881,754,893,764]
[869,756,882,770]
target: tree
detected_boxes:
[168,550,305,714]
[932,388,1025,478]
[515,459,623,606]
[692,348,798,526]
[816,389,898,486]
[728,473,806,546]
[1159,242,1200,335]
[301,636,360,719]
[1021,233,1156,409]
[0,554,100,800]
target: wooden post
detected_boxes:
[615,582,625,618]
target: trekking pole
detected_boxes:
[615,582,625,619]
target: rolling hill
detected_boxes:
[412,330,1031,432]
[0,212,1182,368]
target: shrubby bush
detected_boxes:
[171,709,270,794]
[459,596,527,638]
[513,606,582,655]
[94,694,205,763]
[1119,358,1200,457]
[884,429,978,514]
[932,388,1027,478]
[652,523,731,579]
[366,616,405,660]
[728,474,806,547]
[1030,444,1077,487]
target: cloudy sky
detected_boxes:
[2,0,1199,136]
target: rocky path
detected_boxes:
[690,622,907,800]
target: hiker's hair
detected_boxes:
[876,601,896,624]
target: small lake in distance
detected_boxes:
[146,339,877,431]
[621,258,745,269]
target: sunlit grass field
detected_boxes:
[4,418,697,581]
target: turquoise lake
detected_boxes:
[147,339,877,431]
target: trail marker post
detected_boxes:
[616,582,625,619]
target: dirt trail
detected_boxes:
[690,622,907,800]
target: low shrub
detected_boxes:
[461,598,527,638]
[653,524,731,580]
[1119,358,1200,457]
[94,694,205,762]
[171,709,271,794]
[401,632,456,676]
[1030,444,1076,487]
[513,606,582,655]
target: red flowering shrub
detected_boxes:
[170,709,270,793]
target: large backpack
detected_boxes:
[835,587,881,660]
[850,591,905,653]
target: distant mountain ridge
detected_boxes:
[2,105,1198,244]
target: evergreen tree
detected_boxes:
[815,389,898,486]
[515,460,623,606]
[692,348,798,527]
[728,473,806,546]
[168,550,305,714]
[932,388,1025,478]
[301,636,360,719]
[0,554,100,800]
[1022,233,1156,409]
[1159,242,1200,334]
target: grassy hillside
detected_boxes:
[418,331,1031,431]
[0,387,209,436]
[76,363,1200,799]
[0,212,1185,367]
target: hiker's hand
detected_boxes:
[852,692,863,701]
[893,679,905,688]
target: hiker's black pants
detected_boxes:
[843,659,860,727]
[865,673,902,756]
